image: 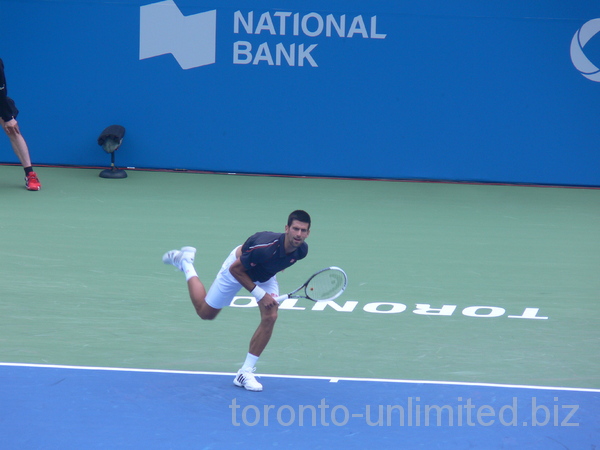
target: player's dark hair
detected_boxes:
[288,210,311,229]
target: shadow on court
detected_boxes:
[0,364,597,449]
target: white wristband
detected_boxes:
[251,285,266,301]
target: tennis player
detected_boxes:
[162,210,311,391]
[0,58,41,190]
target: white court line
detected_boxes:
[1,362,599,393]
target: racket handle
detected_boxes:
[275,294,289,303]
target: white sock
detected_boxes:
[241,353,259,371]
[181,260,198,281]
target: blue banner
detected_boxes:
[1,0,599,185]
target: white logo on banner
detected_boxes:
[570,18,600,82]
[139,1,386,69]
[139,0,216,69]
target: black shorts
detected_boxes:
[4,97,19,119]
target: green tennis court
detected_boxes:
[0,164,598,447]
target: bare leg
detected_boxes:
[9,132,32,167]
[1,119,32,167]
[187,276,221,320]
[248,300,278,357]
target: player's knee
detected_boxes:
[197,306,219,320]
[261,310,278,327]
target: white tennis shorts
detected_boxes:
[205,246,279,309]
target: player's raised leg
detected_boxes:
[162,246,220,320]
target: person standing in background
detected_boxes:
[0,58,41,191]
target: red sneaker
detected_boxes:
[25,171,41,191]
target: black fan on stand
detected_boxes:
[97,125,127,178]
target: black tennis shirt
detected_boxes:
[240,231,308,283]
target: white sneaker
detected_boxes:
[162,246,196,271]
[234,367,263,392]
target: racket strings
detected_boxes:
[306,270,346,301]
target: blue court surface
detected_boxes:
[1,363,598,449]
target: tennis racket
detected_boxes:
[275,267,348,303]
